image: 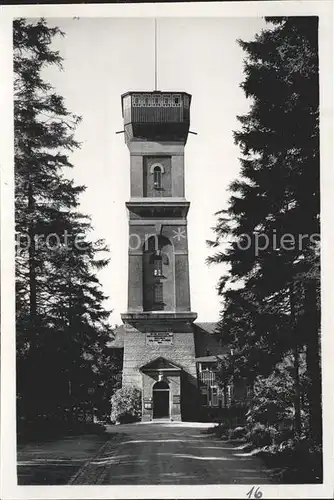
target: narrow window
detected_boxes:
[211,386,218,407]
[153,256,163,277]
[246,386,253,398]
[153,165,162,189]
[201,392,208,407]
[154,282,163,304]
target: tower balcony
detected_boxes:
[121,91,191,144]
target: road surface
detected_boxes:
[17,433,108,485]
[70,422,275,484]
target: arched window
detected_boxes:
[153,165,162,189]
[143,235,173,312]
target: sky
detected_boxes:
[41,16,267,326]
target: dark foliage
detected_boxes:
[207,16,321,479]
[15,18,120,438]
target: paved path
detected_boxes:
[71,422,276,485]
[17,434,108,485]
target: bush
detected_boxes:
[110,386,142,424]
[228,426,247,440]
[210,421,229,438]
[247,423,277,448]
[275,427,294,445]
[17,414,106,443]
[246,361,297,429]
[259,436,323,484]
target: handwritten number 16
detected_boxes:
[246,486,263,499]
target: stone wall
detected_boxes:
[122,320,199,421]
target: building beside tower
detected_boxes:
[109,91,242,421]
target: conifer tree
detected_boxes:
[208,17,320,442]
[14,18,116,428]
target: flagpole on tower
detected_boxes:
[154,18,158,91]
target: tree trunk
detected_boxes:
[28,180,37,324]
[290,284,302,437]
[27,179,39,421]
[304,281,322,443]
[293,344,302,437]
[67,290,74,429]
[223,382,228,408]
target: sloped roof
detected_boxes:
[193,322,218,334]
[140,356,181,371]
[193,321,223,357]
[195,355,218,363]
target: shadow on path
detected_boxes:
[17,434,112,485]
[71,422,278,485]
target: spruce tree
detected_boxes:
[208,17,320,442]
[14,18,116,429]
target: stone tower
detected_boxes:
[120,91,199,421]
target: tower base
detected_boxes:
[121,311,199,422]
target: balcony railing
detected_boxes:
[199,371,216,385]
